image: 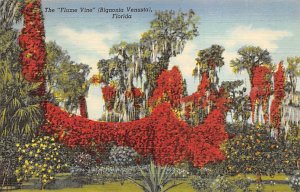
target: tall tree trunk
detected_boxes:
[255,103,260,124]
[79,96,88,118]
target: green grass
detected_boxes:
[249,184,292,192]
[245,173,289,181]
[12,180,195,192]
[13,182,140,192]
[11,174,292,192]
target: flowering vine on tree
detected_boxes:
[148,66,184,109]
[270,62,285,133]
[183,72,210,108]
[42,99,228,167]
[249,65,272,123]
[125,87,144,108]
[101,85,117,111]
[19,0,46,97]
[41,66,230,167]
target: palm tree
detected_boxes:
[141,10,199,96]
[0,61,43,138]
[0,27,42,138]
[188,45,225,125]
[230,46,273,124]
[230,46,272,86]
[286,56,300,95]
[0,0,22,29]
[192,44,225,85]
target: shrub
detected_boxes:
[211,176,238,192]
[15,136,68,190]
[0,136,20,188]
[290,171,300,192]
[109,146,138,166]
[191,177,213,192]
[234,176,252,192]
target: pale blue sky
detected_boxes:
[41,0,300,120]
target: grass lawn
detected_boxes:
[246,173,289,181]
[12,180,195,192]
[11,174,293,192]
[248,184,292,192]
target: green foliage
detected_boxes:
[193,44,225,83]
[286,57,300,77]
[0,28,20,63]
[191,174,251,192]
[98,10,199,120]
[141,9,199,70]
[286,56,300,94]
[0,136,20,188]
[290,171,300,192]
[0,62,43,137]
[15,136,68,190]
[109,146,139,166]
[45,41,90,113]
[281,138,300,175]
[130,161,182,192]
[0,29,43,137]
[223,125,297,177]
[211,176,238,192]
[191,177,212,192]
[286,123,300,140]
[230,46,272,81]
[221,81,250,126]
[0,0,22,29]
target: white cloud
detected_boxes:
[57,26,119,58]
[169,42,198,76]
[223,25,292,51]
[51,26,121,77]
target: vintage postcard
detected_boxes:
[0,0,299,191]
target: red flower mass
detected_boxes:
[19,0,46,96]
[183,72,210,107]
[125,87,143,99]
[270,62,285,131]
[249,66,272,123]
[42,99,228,167]
[101,85,117,111]
[148,66,184,108]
